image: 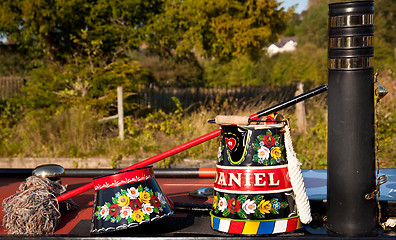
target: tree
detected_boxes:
[374,0,396,72]
[0,0,163,62]
[295,0,328,49]
[147,0,290,62]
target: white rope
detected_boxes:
[285,125,312,224]
[385,218,396,228]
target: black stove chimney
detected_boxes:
[327,0,377,235]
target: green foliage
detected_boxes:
[0,45,30,76]
[128,51,203,87]
[203,55,260,87]
[0,106,103,157]
[374,0,396,74]
[295,0,328,49]
[144,97,184,135]
[269,43,327,86]
[147,0,290,62]
[0,0,162,62]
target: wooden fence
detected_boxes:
[0,76,296,111]
[0,76,25,100]
[132,85,296,111]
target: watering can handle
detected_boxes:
[56,84,328,202]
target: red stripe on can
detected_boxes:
[93,167,154,191]
[228,220,245,234]
[214,165,291,193]
[286,216,298,232]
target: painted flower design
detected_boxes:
[213,195,219,210]
[98,205,109,219]
[227,198,241,214]
[263,133,276,147]
[127,187,139,199]
[270,147,282,162]
[252,129,283,165]
[139,191,151,203]
[150,195,161,208]
[117,195,130,207]
[212,194,288,219]
[257,200,272,214]
[242,199,256,215]
[131,210,145,223]
[257,146,270,161]
[157,192,166,204]
[109,204,121,217]
[130,198,143,210]
[272,200,281,211]
[95,185,168,225]
[120,206,133,219]
[218,197,227,212]
[142,203,154,215]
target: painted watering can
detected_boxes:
[211,119,311,235]
[90,166,174,234]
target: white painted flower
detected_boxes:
[218,197,227,212]
[157,192,166,204]
[142,203,154,215]
[242,199,256,214]
[120,206,133,219]
[257,146,270,160]
[99,205,109,219]
[127,187,139,199]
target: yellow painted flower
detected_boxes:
[213,195,218,209]
[270,147,282,161]
[139,191,151,203]
[117,195,130,207]
[257,200,272,214]
[131,210,145,223]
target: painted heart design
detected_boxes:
[225,137,237,151]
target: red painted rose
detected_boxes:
[109,204,121,217]
[150,195,161,208]
[263,133,276,147]
[227,198,241,214]
[129,199,143,210]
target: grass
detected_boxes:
[0,81,394,169]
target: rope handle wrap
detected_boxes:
[285,125,312,224]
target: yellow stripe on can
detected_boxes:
[241,221,260,235]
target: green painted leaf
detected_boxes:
[138,185,143,192]
[112,197,118,204]
[237,209,247,218]
[254,210,265,218]
[252,143,261,151]
[253,195,263,204]
[237,195,247,203]
[280,202,288,208]
[224,194,230,201]
[270,209,279,214]
[223,208,230,217]
[116,215,122,222]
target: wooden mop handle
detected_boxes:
[56,84,328,202]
